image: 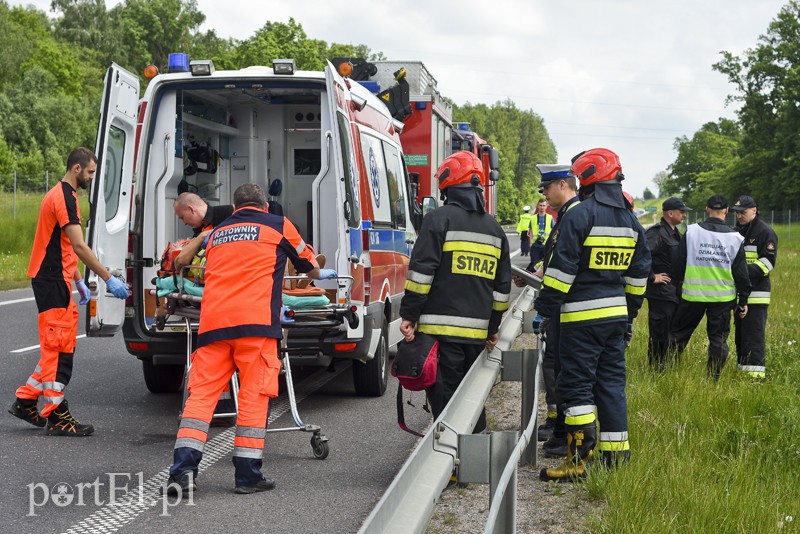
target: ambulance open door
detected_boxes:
[85,63,139,336]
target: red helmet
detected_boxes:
[436,151,484,190]
[623,191,634,212]
[571,148,623,186]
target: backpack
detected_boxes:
[391,332,438,436]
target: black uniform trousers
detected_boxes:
[557,319,628,435]
[734,304,768,370]
[544,314,568,438]
[530,244,545,267]
[669,299,735,379]
[646,298,679,369]
[519,233,530,256]
[426,340,486,433]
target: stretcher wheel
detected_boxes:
[311,435,329,460]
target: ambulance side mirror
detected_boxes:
[422,196,438,217]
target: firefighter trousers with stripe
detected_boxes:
[734,304,768,374]
[669,300,734,378]
[171,337,280,487]
[556,319,628,451]
[16,279,78,417]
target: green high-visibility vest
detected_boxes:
[682,224,743,302]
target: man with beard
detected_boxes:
[9,147,130,436]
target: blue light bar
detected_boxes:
[357,81,380,93]
[457,123,470,131]
[415,102,427,110]
[167,53,189,73]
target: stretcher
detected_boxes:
[148,268,358,461]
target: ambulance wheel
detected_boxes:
[311,435,329,460]
[142,360,185,394]
[352,320,389,397]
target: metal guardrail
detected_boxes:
[358,285,538,534]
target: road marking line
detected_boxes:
[0,290,79,307]
[11,335,87,354]
[61,364,346,534]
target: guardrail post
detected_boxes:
[489,430,518,534]
[520,348,538,466]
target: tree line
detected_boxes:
[0,0,556,223]
[660,0,800,211]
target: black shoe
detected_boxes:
[161,473,197,496]
[234,477,275,494]
[45,400,94,436]
[537,418,556,442]
[9,398,46,428]
[543,435,568,458]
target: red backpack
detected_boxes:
[391,333,438,436]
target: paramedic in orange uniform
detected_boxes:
[8,147,130,436]
[164,184,336,495]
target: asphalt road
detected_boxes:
[0,233,530,534]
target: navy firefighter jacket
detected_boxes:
[534,185,651,325]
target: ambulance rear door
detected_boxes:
[85,63,139,336]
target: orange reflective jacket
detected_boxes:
[197,207,317,347]
[28,182,81,282]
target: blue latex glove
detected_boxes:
[106,276,130,299]
[76,279,90,305]
[532,313,543,334]
[318,268,338,279]
[281,305,295,324]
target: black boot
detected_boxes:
[161,472,197,496]
[9,398,46,428]
[45,400,94,436]
[540,424,596,482]
[234,477,275,494]
[537,417,556,442]
[542,433,568,458]
[600,449,630,469]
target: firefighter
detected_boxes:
[9,148,129,436]
[536,148,651,482]
[399,151,511,433]
[164,184,336,495]
[513,164,579,455]
[516,205,533,256]
[731,195,777,379]
[645,197,691,370]
[668,195,751,380]
[529,198,555,267]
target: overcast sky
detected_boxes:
[12,0,790,196]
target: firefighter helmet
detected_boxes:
[436,151,484,190]
[571,148,623,186]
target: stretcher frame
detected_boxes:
[148,268,359,461]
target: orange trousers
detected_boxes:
[173,337,280,478]
[16,300,79,417]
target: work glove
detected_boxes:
[76,279,90,305]
[532,313,543,334]
[539,317,550,336]
[318,268,338,279]
[106,275,130,299]
[281,305,295,324]
[624,321,634,348]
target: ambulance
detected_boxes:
[86,55,419,397]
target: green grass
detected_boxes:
[586,224,800,533]
[0,191,90,289]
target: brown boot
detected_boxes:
[45,400,94,437]
[539,424,596,482]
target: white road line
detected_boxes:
[0,290,79,307]
[61,364,346,534]
[10,334,86,354]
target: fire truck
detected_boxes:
[451,122,499,216]
[332,60,499,215]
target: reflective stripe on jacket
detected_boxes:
[737,216,777,305]
[400,204,512,344]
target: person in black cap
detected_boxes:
[731,195,777,379]
[644,197,691,370]
[668,194,751,379]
